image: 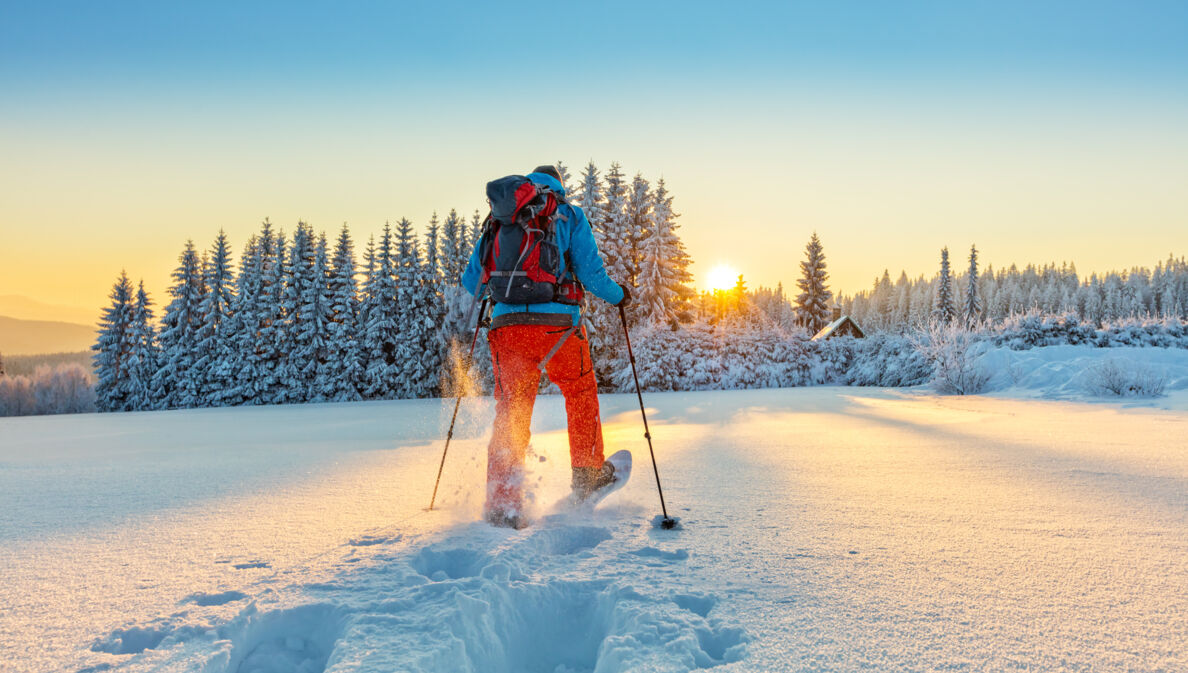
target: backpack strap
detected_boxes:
[537,324,580,374]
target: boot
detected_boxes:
[571,460,616,502]
[483,503,528,529]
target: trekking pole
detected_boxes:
[428,296,489,511]
[619,305,677,529]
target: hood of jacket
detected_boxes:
[526,171,566,198]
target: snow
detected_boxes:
[3,382,1188,671]
[975,343,1188,405]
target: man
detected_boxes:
[461,164,629,529]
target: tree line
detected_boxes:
[90,162,695,412]
[841,248,1188,332]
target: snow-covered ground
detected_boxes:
[3,367,1188,671]
[977,343,1188,404]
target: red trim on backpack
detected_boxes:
[511,183,538,222]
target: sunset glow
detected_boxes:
[706,264,740,292]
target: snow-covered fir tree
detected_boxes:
[794,232,832,334]
[625,173,651,288]
[223,233,263,406]
[964,244,981,326]
[635,178,693,327]
[256,227,288,404]
[93,271,136,411]
[586,163,632,371]
[392,218,439,398]
[277,222,324,402]
[324,224,364,401]
[360,223,401,399]
[555,161,574,195]
[304,233,336,402]
[598,163,631,284]
[154,242,207,409]
[468,210,483,252]
[440,208,474,339]
[195,230,235,405]
[933,247,956,325]
[126,280,159,411]
[575,162,604,235]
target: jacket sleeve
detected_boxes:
[567,206,625,305]
[460,236,485,296]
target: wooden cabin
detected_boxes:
[811,307,866,341]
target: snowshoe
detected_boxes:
[567,450,632,509]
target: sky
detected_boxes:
[1,1,1186,323]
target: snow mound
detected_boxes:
[976,344,1188,402]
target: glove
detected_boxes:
[617,283,632,307]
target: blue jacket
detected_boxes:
[461,172,624,326]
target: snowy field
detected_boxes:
[3,362,1188,671]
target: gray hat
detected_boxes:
[531,164,561,181]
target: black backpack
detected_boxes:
[477,175,583,305]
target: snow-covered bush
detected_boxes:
[0,364,97,416]
[991,313,1188,350]
[1084,359,1167,398]
[845,334,932,387]
[608,322,854,393]
[910,322,990,395]
[992,313,1097,350]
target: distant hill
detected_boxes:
[0,295,98,326]
[0,315,96,356]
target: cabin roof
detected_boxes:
[811,315,865,341]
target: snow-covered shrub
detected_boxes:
[609,321,853,393]
[993,313,1097,350]
[1084,359,1167,398]
[910,322,990,395]
[1097,317,1188,348]
[991,314,1188,350]
[0,364,96,416]
[845,334,932,387]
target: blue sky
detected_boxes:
[2,1,1186,315]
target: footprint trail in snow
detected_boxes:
[88,513,747,673]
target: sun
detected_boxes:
[705,264,739,292]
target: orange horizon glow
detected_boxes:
[705,264,741,292]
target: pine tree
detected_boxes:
[225,232,264,406]
[304,233,335,402]
[964,244,981,326]
[324,224,363,401]
[361,223,401,399]
[127,280,159,411]
[195,230,235,405]
[575,161,604,233]
[277,223,318,402]
[392,218,437,398]
[257,227,288,403]
[625,173,652,287]
[933,247,956,324]
[154,242,208,409]
[794,232,832,334]
[440,208,473,339]
[892,273,910,329]
[588,163,631,370]
[469,210,483,251]
[93,271,136,411]
[635,178,693,326]
[556,160,574,195]
[598,162,631,283]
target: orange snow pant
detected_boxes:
[486,323,606,512]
